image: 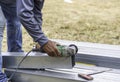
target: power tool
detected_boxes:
[54,44,78,56]
[32,43,78,56]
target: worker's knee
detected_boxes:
[6,18,21,30]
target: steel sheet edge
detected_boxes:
[2,52,75,69]
[5,68,85,82]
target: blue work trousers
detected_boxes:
[0,1,23,81]
[0,2,23,52]
[0,7,7,82]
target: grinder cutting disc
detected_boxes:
[69,44,78,54]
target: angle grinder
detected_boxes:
[32,43,78,56]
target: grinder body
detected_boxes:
[33,44,78,56]
[56,44,78,56]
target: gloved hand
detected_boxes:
[42,40,61,57]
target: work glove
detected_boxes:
[42,40,61,57]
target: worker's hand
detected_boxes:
[42,40,61,57]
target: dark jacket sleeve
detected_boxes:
[0,0,16,4]
[17,0,48,47]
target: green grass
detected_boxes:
[2,0,120,51]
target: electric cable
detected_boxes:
[7,50,32,81]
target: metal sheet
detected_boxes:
[5,68,85,82]
[52,39,120,58]
[75,53,120,69]
[5,66,120,82]
[2,52,75,69]
[51,39,120,69]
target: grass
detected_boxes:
[2,0,120,51]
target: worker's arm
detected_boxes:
[17,0,60,56]
[17,0,48,47]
